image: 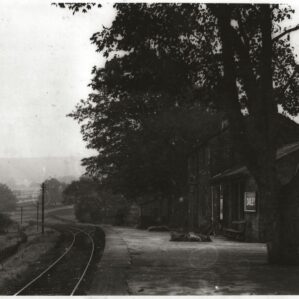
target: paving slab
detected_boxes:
[91,226,299,295]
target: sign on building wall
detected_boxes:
[219,185,223,220]
[244,192,256,212]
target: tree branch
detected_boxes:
[273,24,299,42]
[236,10,250,49]
[211,5,259,172]
[230,27,258,114]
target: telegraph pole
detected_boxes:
[41,182,45,234]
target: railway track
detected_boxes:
[70,226,95,296]
[14,225,95,296]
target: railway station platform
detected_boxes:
[89,225,299,295]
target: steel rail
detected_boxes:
[14,225,96,296]
[70,227,95,296]
[14,229,77,296]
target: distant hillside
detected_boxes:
[0,157,85,188]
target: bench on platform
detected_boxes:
[223,220,246,241]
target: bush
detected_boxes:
[0,183,17,211]
[64,177,130,224]
[74,196,102,223]
[0,213,13,233]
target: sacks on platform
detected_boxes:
[170,231,211,242]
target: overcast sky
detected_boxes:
[0,1,116,158]
[0,1,298,158]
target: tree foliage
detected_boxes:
[67,3,299,262]
[63,176,99,205]
[89,4,299,114]
[52,3,101,14]
[63,176,129,224]
[0,183,17,212]
[206,4,299,263]
[43,178,66,206]
[69,4,227,200]
[63,177,104,222]
[69,4,299,203]
[0,213,13,232]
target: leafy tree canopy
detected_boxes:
[52,2,101,14]
[90,4,299,114]
[63,176,99,204]
[69,4,299,201]
[64,3,299,264]
[0,183,17,211]
[43,178,66,206]
[63,176,129,223]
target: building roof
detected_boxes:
[211,140,299,182]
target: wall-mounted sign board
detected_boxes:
[244,192,256,212]
[219,185,223,220]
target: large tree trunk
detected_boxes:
[213,4,299,264]
[277,172,299,264]
[257,163,299,264]
[255,5,297,264]
[257,181,281,263]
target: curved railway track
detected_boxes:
[70,227,95,296]
[14,226,95,296]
